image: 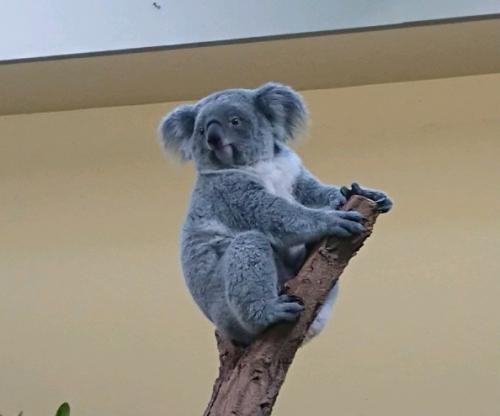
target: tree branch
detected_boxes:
[203,195,379,416]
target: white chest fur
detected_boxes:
[246,151,302,202]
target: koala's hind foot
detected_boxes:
[266,294,304,323]
[219,231,304,342]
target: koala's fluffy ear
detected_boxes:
[158,104,197,161]
[254,82,308,141]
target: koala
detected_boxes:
[158,83,392,345]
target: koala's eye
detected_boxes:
[230,117,240,127]
[198,127,205,135]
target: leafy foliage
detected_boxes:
[55,403,70,416]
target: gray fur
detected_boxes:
[158,83,392,345]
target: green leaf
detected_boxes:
[55,402,70,416]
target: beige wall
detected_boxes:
[1,74,499,416]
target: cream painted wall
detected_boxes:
[0,74,499,415]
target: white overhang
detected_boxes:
[1,4,499,115]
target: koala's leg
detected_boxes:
[220,231,304,339]
[303,284,339,343]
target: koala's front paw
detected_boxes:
[341,182,393,213]
[265,294,304,325]
[329,210,365,238]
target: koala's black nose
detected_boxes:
[206,121,224,149]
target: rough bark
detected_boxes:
[203,195,379,416]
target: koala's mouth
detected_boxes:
[211,143,234,165]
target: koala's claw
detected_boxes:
[372,193,393,212]
[282,294,304,306]
[268,295,305,323]
[351,182,363,194]
[340,186,351,198]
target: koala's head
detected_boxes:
[158,83,307,170]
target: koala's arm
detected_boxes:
[294,170,394,213]
[215,174,363,246]
[293,168,346,209]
